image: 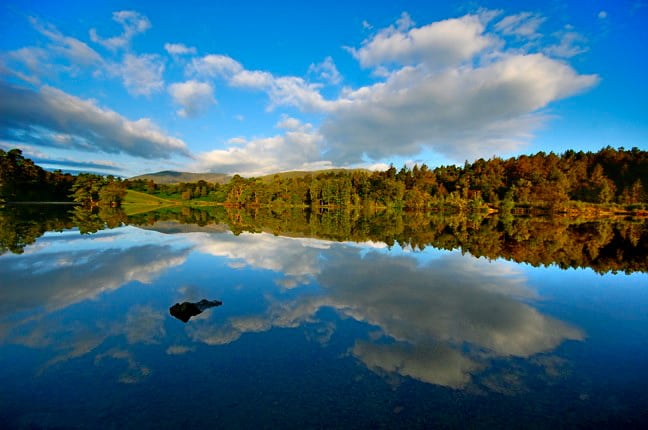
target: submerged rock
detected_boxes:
[169,299,222,322]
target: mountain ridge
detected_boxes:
[129,171,231,184]
[129,168,370,184]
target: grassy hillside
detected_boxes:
[129,171,230,184]
[121,190,179,215]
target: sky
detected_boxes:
[0,0,646,177]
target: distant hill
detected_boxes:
[258,168,369,183]
[130,169,370,184]
[129,171,231,184]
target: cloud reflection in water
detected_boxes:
[0,227,584,390]
[186,232,584,388]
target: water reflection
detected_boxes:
[2,221,646,428]
[0,224,584,391]
[0,227,189,319]
[184,237,583,388]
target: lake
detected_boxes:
[1,206,647,429]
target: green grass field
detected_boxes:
[122,190,180,215]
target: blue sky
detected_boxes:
[1,0,646,177]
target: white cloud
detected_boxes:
[168,11,600,173]
[598,11,608,19]
[1,19,103,84]
[90,10,151,51]
[348,13,494,69]
[396,11,416,31]
[228,69,273,88]
[168,80,215,118]
[321,53,598,163]
[179,9,598,171]
[544,31,589,58]
[189,54,334,113]
[30,17,103,66]
[1,47,50,84]
[188,54,243,78]
[264,76,333,112]
[494,12,546,39]
[276,115,303,130]
[308,56,342,85]
[164,43,197,56]
[115,53,166,96]
[0,82,190,158]
[195,117,328,176]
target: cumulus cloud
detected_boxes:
[194,117,329,176]
[168,80,215,117]
[90,10,151,51]
[321,53,598,163]
[182,11,597,171]
[113,53,166,96]
[308,56,342,85]
[164,43,197,56]
[189,54,334,112]
[0,82,190,158]
[188,54,243,78]
[348,13,494,69]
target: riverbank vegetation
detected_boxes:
[2,147,647,216]
[125,146,647,215]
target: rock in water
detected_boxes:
[169,299,222,322]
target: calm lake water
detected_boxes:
[1,209,647,429]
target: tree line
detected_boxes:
[127,146,647,213]
[0,149,127,207]
[2,146,647,212]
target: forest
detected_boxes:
[1,146,647,213]
[125,146,647,213]
[2,144,647,273]
[0,148,127,207]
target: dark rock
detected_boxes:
[169,299,222,322]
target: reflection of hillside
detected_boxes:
[131,207,648,274]
[0,205,74,254]
[2,204,646,273]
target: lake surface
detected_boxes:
[1,208,647,429]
